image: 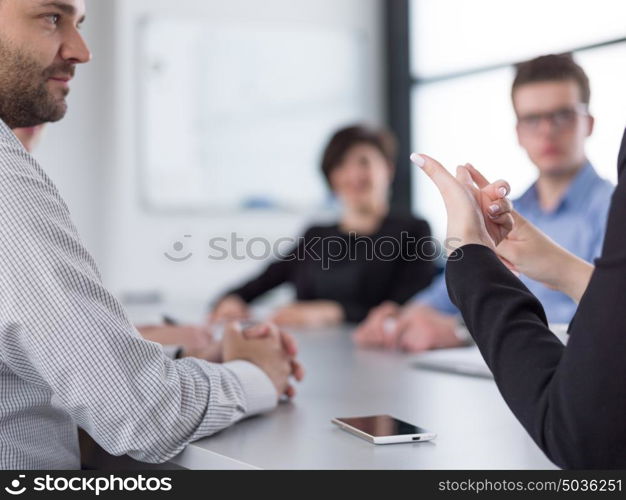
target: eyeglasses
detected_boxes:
[517,105,588,133]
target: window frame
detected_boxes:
[385,0,626,212]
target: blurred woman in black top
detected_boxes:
[212,125,436,327]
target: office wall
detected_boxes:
[36,0,386,310]
[32,0,114,265]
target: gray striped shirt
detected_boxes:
[0,119,277,469]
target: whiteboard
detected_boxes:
[136,17,370,212]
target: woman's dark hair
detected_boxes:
[321,124,397,188]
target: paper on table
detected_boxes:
[412,324,569,379]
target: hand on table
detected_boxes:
[353,302,463,352]
[393,304,464,352]
[138,323,221,361]
[352,301,400,349]
[222,322,305,399]
[210,295,250,323]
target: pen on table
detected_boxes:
[162,314,180,326]
[161,315,183,359]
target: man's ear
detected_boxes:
[515,123,523,147]
[387,162,396,180]
[585,114,595,138]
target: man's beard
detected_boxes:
[0,37,74,128]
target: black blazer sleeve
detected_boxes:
[443,129,626,469]
[222,233,306,303]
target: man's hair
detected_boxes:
[320,124,397,188]
[512,53,591,106]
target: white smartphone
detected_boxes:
[332,415,436,445]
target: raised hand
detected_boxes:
[410,154,514,252]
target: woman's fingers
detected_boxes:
[270,308,289,324]
[411,153,462,197]
[456,165,474,186]
[487,197,514,218]
[466,163,511,200]
[465,163,490,187]
[485,179,511,201]
[489,212,514,233]
[224,320,244,338]
[291,359,305,381]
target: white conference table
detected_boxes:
[161,323,556,470]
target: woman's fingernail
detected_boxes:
[498,187,508,197]
[410,153,425,167]
[489,204,499,214]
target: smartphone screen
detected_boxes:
[335,415,429,437]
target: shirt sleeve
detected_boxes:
[586,186,614,262]
[162,344,183,359]
[412,273,459,315]
[446,236,626,467]
[443,134,626,469]
[222,237,304,303]
[0,147,277,464]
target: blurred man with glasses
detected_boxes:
[355,53,614,352]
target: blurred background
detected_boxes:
[34,0,626,312]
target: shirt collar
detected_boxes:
[0,118,12,138]
[0,119,31,153]
[0,118,22,146]
[514,161,599,215]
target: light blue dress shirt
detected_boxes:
[414,162,614,324]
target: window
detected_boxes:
[409,0,626,240]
